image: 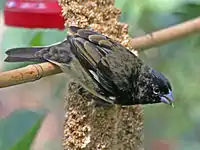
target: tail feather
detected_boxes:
[4,47,45,62]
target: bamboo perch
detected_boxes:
[1,17,200,88]
[131,17,200,50]
[0,62,61,88]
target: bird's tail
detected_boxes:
[4,47,45,62]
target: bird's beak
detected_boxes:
[160,90,174,107]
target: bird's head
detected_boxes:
[136,66,174,106]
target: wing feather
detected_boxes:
[68,26,141,101]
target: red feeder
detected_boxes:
[3,0,65,30]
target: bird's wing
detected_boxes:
[68,26,141,101]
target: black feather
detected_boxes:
[5,47,45,62]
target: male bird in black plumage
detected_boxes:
[4,26,174,106]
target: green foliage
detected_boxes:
[174,3,200,21]
[29,32,43,46]
[0,110,45,150]
[10,115,45,150]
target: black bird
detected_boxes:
[4,26,174,106]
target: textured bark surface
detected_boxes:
[59,0,144,149]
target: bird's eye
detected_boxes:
[153,88,160,95]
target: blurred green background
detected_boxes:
[1,0,200,149]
